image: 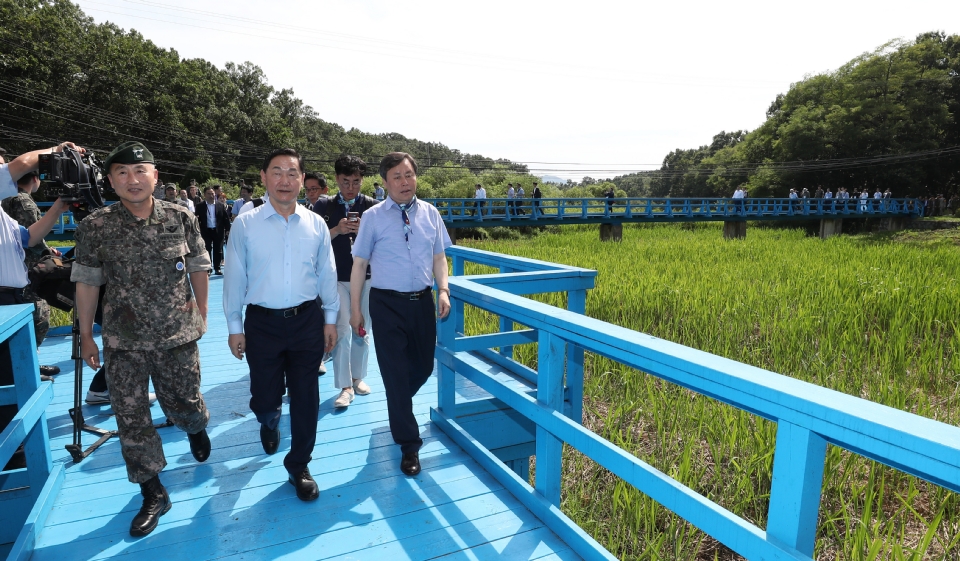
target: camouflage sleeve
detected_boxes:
[70,221,105,286]
[183,210,211,273]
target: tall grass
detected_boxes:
[459,223,960,560]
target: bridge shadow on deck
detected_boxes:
[25,277,579,561]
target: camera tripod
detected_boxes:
[64,306,172,463]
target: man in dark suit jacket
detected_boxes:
[195,185,230,275]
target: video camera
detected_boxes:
[37,147,109,218]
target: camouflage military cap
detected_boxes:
[103,141,154,169]
[165,183,178,190]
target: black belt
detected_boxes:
[372,287,432,300]
[0,286,27,298]
[247,300,315,318]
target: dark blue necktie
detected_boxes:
[398,199,414,250]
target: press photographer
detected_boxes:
[0,141,83,468]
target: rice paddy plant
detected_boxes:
[458,223,960,560]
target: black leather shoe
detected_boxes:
[400,452,421,476]
[130,475,171,537]
[260,424,280,455]
[288,468,319,501]
[40,375,54,383]
[39,365,60,376]
[188,429,211,463]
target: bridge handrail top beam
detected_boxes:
[447,246,594,273]
[447,278,960,462]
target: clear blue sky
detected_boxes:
[77,0,960,180]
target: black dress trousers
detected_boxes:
[369,288,437,455]
[244,302,325,475]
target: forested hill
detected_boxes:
[611,33,960,199]
[0,0,526,188]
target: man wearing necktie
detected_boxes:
[312,155,378,408]
[350,152,451,476]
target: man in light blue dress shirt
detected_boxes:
[223,148,339,502]
[350,152,452,477]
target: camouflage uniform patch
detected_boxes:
[104,342,209,483]
[70,200,212,483]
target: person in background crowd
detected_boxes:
[188,182,202,208]
[350,152,451,477]
[814,186,824,199]
[179,189,195,212]
[313,155,377,408]
[232,184,253,221]
[506,183,516,215]
[303,172,328,211]
[223,147,338,502]
[472,183,486,218]
[196,186,230,276]
[374,181,384,201]
[516,184,526,215]
[71,141,212,538]
[532,182,542,216]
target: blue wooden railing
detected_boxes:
[432,246,960,561]
[424,197,921,226]
[38,197,922,240]
[0,305,63,561]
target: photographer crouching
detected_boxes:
[70,141,213,537]
[0,142,76,467]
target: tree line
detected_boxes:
[0,0,528,196]
[610,32,960,199]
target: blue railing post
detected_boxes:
[437,299,457,415]
[536,330,565,507]
[767,422,827,557]
[566,290,586,424]
[499,266,515,359]
[452,255,465,334]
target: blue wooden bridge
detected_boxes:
[422,197,921,227]
[39,197,922,242]
[2,246,958,560]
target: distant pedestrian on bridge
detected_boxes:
[606,186,615,213]
[506,183,516,215]
[516,184,526,215]
[472,183,486,218]
[731,185,745,213]
[532,183,542,217]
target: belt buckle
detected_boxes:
[409,293,420,300]
[283,307,297,318]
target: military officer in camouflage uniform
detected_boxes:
[71,141,213,538]
[1,172,53,361]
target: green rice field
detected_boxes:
[458,223,960,561]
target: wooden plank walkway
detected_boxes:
[27,277,580,561]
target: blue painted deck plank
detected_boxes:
[28,276,578,561]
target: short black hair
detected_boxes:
[261,148,304,173]
[203,186,214,194]
[334,155,367,177]
[304,172,327,187]
[239,185,253,194]
[378,152,418,179]
[16,171,38,187]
